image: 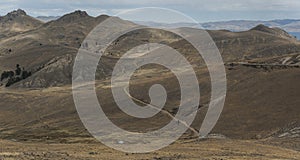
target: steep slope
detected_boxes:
[1,18,300,88]
[0,11,114,87]
[0,9,43,36]
[0,9,44,57]
[38,11,109,48]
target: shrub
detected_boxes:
[1,64,32,87]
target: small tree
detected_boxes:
[1,64,33,87]
[15,64,21,76]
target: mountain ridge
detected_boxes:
[0,10,299,88]
[136,19,300,39]
[0,10,299,154]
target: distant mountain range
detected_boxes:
[36,16,300,39]
[201,19,300,32]
[202,19,300,39]
[135,19,300,39]
[37,16,300,32]
[36,16,60,22]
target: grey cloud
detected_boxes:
[0,0,299,21]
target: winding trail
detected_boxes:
[123,87,200,137]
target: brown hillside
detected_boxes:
[0,9,43,37]
[0,11,299,154]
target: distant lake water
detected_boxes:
[289,32,300,40]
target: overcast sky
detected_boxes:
[0,0,300,22]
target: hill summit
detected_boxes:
[251,24,295,39]
[56,10,90,23]
[7,9,27,16]
[0,9,42,34]
[0,9,27,22]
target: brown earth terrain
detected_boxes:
[0,9,299,159]
[1,139,300,160]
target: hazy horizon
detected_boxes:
[1,0,299,23]
[2,8,300,24]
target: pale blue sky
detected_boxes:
[1,0,300,22]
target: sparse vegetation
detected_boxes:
[0,71,14,81]
[0,8,299,160]
[0,64,32,87]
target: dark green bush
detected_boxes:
[1,64,32,87]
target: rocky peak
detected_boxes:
[251,24,295,39]
[0,9,27,22]
[61,10,89,19]
[7,9,27,17]
[0,9,43,33]
[250,24,272,33]
[56,10,91,23]
[72,10,88,16]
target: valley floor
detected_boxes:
[0,138,299,160]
